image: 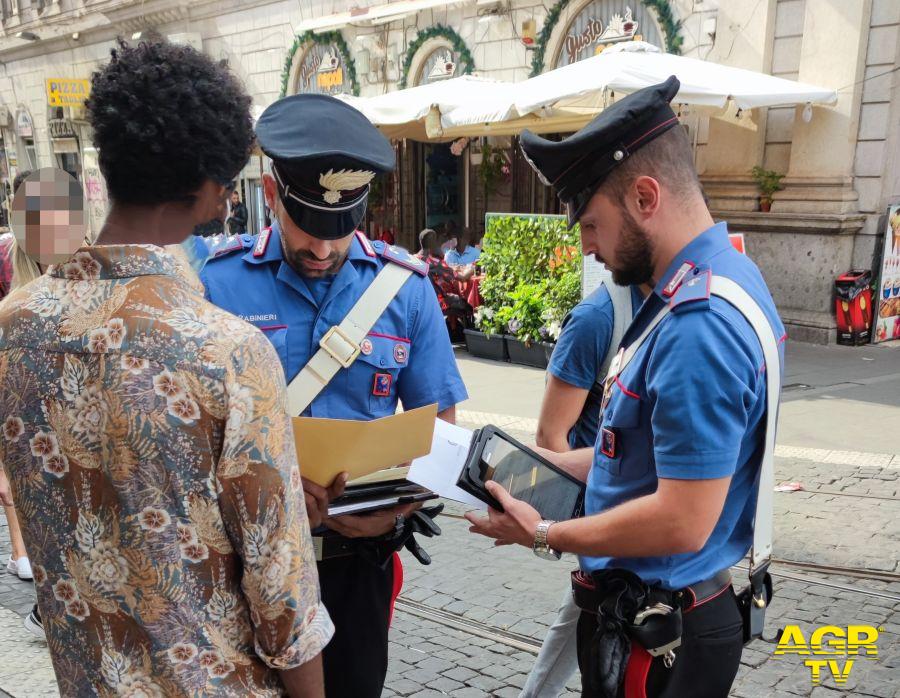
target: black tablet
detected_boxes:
[457,426,584,521]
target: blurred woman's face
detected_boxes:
[11,169,86,265]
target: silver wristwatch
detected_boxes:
[533,520,561,561]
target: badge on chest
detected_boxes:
[600,427,617,458]
[372,372,393,396]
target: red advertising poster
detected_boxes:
[873,204,900,343]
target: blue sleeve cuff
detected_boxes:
[655,449,741,480]
[547,365,596,390]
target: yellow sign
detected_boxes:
[774,625,880,685]
[46,78,91,107]
[316,68,344,90]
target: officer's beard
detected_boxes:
[610,207,656,286]
[282,243,348,278]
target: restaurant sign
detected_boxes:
[297,45,347,95]
[15,108,33,138]
[418,48,462,86]
[555,2,664,68]
[48,118,77,140]
[46,78,91,107]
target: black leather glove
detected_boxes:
[358,503,444,568]
[401,504,443,565]
[588,569,649,698]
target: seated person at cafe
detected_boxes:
[444,227,481,267]
[417,228,470,338]
[439,220,458,255]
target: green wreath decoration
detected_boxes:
[399,25,475,89]
[529,0,683,77]
[280,30,360,97]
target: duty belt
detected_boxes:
[569,568,733,697]
[313,534,363,562]
[572,568,733,616]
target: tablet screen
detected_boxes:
[480,433,582,520]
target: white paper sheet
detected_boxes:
[408,419,487,510]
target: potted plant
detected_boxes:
[750,166,785,212]
[470,213,582,364]
[464,305,510,361]
[504,282,555,369]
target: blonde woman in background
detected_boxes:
[0,168,87,640]
[0,171,37,594]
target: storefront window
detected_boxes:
[553,1,664,68]
[413,42,466,233]
[423,143,463,232]
[22,139,37,169]
[55,151,80,181]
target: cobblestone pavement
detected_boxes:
[1,414,898,696]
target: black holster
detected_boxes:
[573,569,650,698]
[736,563,773,645]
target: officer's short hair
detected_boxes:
[600,126,700,205]
[86,40,253,205]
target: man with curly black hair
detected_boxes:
[0,40,332,697]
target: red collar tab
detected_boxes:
[253,228,271,258]
[355,231,376,257]
[662,261,695,298]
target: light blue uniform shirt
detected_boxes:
[547,285,642,449]
[580,223,785,589]
[200,223,468,419]
[444,246,481,265]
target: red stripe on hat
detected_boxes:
[625,115,679,150]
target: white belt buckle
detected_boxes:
[320,325,360,368]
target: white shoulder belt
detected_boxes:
[285,263,414,415]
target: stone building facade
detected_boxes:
[0,0,897,343]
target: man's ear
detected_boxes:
[632,176,662,219]
[262,173,278,210]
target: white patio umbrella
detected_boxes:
[435,42,838,138]
[335,75,519,141]
[341,42,838,140]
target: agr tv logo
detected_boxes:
[774,625,880,685]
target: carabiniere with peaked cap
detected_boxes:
[254,93,396,240]
[520,75,681,228]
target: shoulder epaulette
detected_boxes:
[670,267,712,314]
[379,244,429,276]
[209,234,251,259]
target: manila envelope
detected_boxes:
[293,403,438,487]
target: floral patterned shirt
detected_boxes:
[0,245,333,697]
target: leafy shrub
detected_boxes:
[478,214,582,345]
